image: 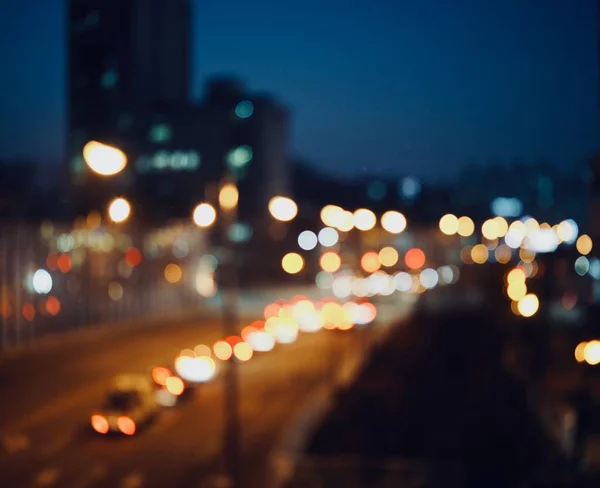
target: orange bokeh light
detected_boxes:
[264,303,280,320]
[214,340,233,360]
[361,252,381,273]
[405,248,426,270]
[125,247,142,267]
[22,303,35,321]
[57,254,72,273]
[45,296,61,316]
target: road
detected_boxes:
[0,288,417,488]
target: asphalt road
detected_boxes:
[0,289,416,488]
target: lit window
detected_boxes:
[148,124,172,144]
[101,69,118,89]
[171,152,187,169]
[188,151,200,170]
[235,101,254,119]
[226,146,252,169]
[153,151,169,170]
[228,223,253,243]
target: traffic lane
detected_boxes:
[0,285,325,429]
[1,327,361,488]
[0,318,229,433]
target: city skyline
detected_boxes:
[0,0,599,181]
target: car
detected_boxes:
[90,374,158,436]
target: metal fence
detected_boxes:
[0,221,210,350]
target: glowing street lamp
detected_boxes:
[108,197,131,223]
[219,183,239,212]
[83,141,127,176]
[268,196,297,222]
[193,203,217,228]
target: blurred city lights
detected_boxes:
[320,252,341,272]
[32,269,52,295]
[557,219,578,245]
[83,140,127,176]
[380,211,407,234]
[584,341,600,366]
[219,183,239,211]
[576,234,593,255]
[108,197,131,223]
[491,197,523,218]
[108,282,124,301]
[164,263,183,284]
[517,294,539,317]
[235,100,254,118]
[320,205,344,228]
[378,247,399,267]
[439,214,459,236]
[192,203,217,228]
[318,227,339,247]
[298,230,318,250]
[405,248,426,270]
[281,253,304,274]
[575,342,587,363]
[361,252,381,273]
[214,341,233,361]
[337,211,355,232]
[268,196,298,222]
[353,208,377,231]
[419,268,438,289]
[471,244,489,264]
[457,216,475,237]
[575,256,590,276]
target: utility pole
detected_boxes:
[218,179,242,488]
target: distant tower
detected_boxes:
[66,0,191,183]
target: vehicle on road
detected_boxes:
[90,374,158,436]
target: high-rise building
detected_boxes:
[67,0,190,182]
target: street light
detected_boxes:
[219,183,239,212]
[82,141,127,176]
[268,196,297,222]
[192,203,217,228]
[108,197,131,223]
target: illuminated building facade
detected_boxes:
[67,0,190,183]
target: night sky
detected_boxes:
[0,0,599,181]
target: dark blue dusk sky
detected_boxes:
[0,0,599,181]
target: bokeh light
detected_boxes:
[219,183,239,211]
[353,208,377,231]
[108,197,131,223]
[320,252,341,272]
[457,216,475,237]
[83,140,127,176]
[471,244,489,264]
[281,253,304,274]
[164,263,183,284]
[378,247,399,267]
[298,230,318,250]
[439,214,458,236]
[268,196,298,222]
[380,211,407,234]
[192,203,217,228]
[361,252,381,273]
[405,248,426,270]
[318,227,339,247]
[576,234,593,255]
[517,294,539,317]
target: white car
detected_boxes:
[90,374,158,436]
